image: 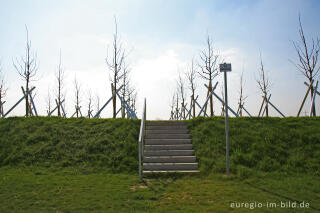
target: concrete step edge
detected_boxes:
[143,163,198,165]
[143,170,200,173]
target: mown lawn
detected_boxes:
[0,167,319,212]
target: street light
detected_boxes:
[220,63,232,175]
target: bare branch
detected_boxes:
[292,15,320,116]
[13,26,38,116]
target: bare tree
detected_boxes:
[74,76,81,118]
[125,82,137,119]
[0,64,8,117]
[106,17,126,118]
[13,26,38,116]
[177,72,186,119]
[55,51,65,117]
[198,35,220,117]
[237,72,247,117]
[128,88,137,118]
[169,93,176,120]
[256,58,271,117]
[95,93,100,117]
[46,88,52,115]
[292,15,320,116]
[186,59,197,118]
[87,90,93,118]
[121,62,130,118]
[175,92,180,120]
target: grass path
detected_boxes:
[0,167,319,212]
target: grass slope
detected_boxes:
[0,117,140,173]
[0,116,319,212]
[187,117,320,176]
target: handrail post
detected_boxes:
[138,98,146,179]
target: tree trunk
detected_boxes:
[192,94,195,118]
[265,94,269,117]
[203,88,210,116]
[26,80,29,117]
[113,74,117,118]
[310,79,316,116]
[209,81,213,117]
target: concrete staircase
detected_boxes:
[143,121,199,173]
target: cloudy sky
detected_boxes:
[1,0,320,119]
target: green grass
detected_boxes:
[186,116,320,176]
[0,116,319,212]
[0,117,140,173]
[0,167,319,212]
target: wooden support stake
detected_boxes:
[115,91,137,119]
[258,97,266,117]
[198,82,218,117]
[266,98,286,118]
[186,95,199,119]
[0,101,5,118]
[241,105,252,117]
[94,85,124,118]
[3,87,36,118]
[297,79,314,117]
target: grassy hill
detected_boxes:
[0,116,319,212]
[187,117,320,177]
[0,117,140,173]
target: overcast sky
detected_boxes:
[1,0,320,119]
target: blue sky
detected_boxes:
[1,0,320,119]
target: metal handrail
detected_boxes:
[138,98,146,179]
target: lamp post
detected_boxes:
[220,63,232,175]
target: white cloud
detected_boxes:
[132,49,187,119]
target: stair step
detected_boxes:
[146,125,188,130]
[143,170,199,174]
[145,134,190,139]
[144,156,196,163]
[146,129,188,134]
[143,163,198,170]
[145,139,192,145]
[147,121,186,126]
[144,150,194,156]
[145,144,192,150]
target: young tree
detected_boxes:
[0,65,8,117]
[256,58,271,117]
[169,93,176,120]
[177,72,186,119]
[95,93,100,118]
[74,76,81,118]
[198,35,220,117]
[237,72,247,117]
[106,18,126,118]
[121,62,130,118]
[13,26,38,116]
[87,89,93,118]
[186,59,197,118]
[55,51,65,117]
[128,88,137,118]
[292,15,320,116]
[46,88,52,115]
[175,92,180,120]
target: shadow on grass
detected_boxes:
[246,182,320,211]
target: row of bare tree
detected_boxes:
[0,19,137,119]
[170,16,319,119]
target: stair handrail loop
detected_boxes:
[138,98,146,179]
